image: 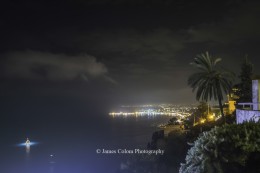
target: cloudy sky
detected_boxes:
[1,0,260,106]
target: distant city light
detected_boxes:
[200,119,206,124]
[109,104,195,118]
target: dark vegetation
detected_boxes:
[180,122,260,173]
[117,55,258,173]
[234,57,253,103]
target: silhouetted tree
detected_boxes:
[188,52,234,122]
[196,102,208,119]
[237,56,253,102]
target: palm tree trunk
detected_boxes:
[216,80,226,124]
[217,94,226,124]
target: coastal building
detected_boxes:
[236,79,260,124]
[222,87,239,115]
[227,87,239,114]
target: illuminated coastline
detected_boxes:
[109,104,195,118]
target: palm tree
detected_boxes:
[188,52,234,122]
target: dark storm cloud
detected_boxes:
[2,51,115,83]
[65,0,246,7]
[181,1,260,80]
[187,2,260,44]
[0,0,259,104]
[61,0,195,6]
[86,29,184,70]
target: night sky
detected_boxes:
[1,0,260,106]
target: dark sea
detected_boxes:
[0,96,170,173]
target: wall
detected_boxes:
[236,109,260,124]
[252,80,260,110]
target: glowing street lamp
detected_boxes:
[200,118,206,124]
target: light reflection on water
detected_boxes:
[1,116,170,173]
[26,145,30,154]
[49,155,55,173]
[16,141,39,154]
[17,142,39,147]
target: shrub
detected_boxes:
[180,122,260,173]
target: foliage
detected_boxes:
[188,52,234,122]
[183,102,210,129]
[235,56,253,102]
[225,113,236,124]
[180,122,260,173]
[195,102,209,119]
[183,118,193,129]
[168,117,179,125]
